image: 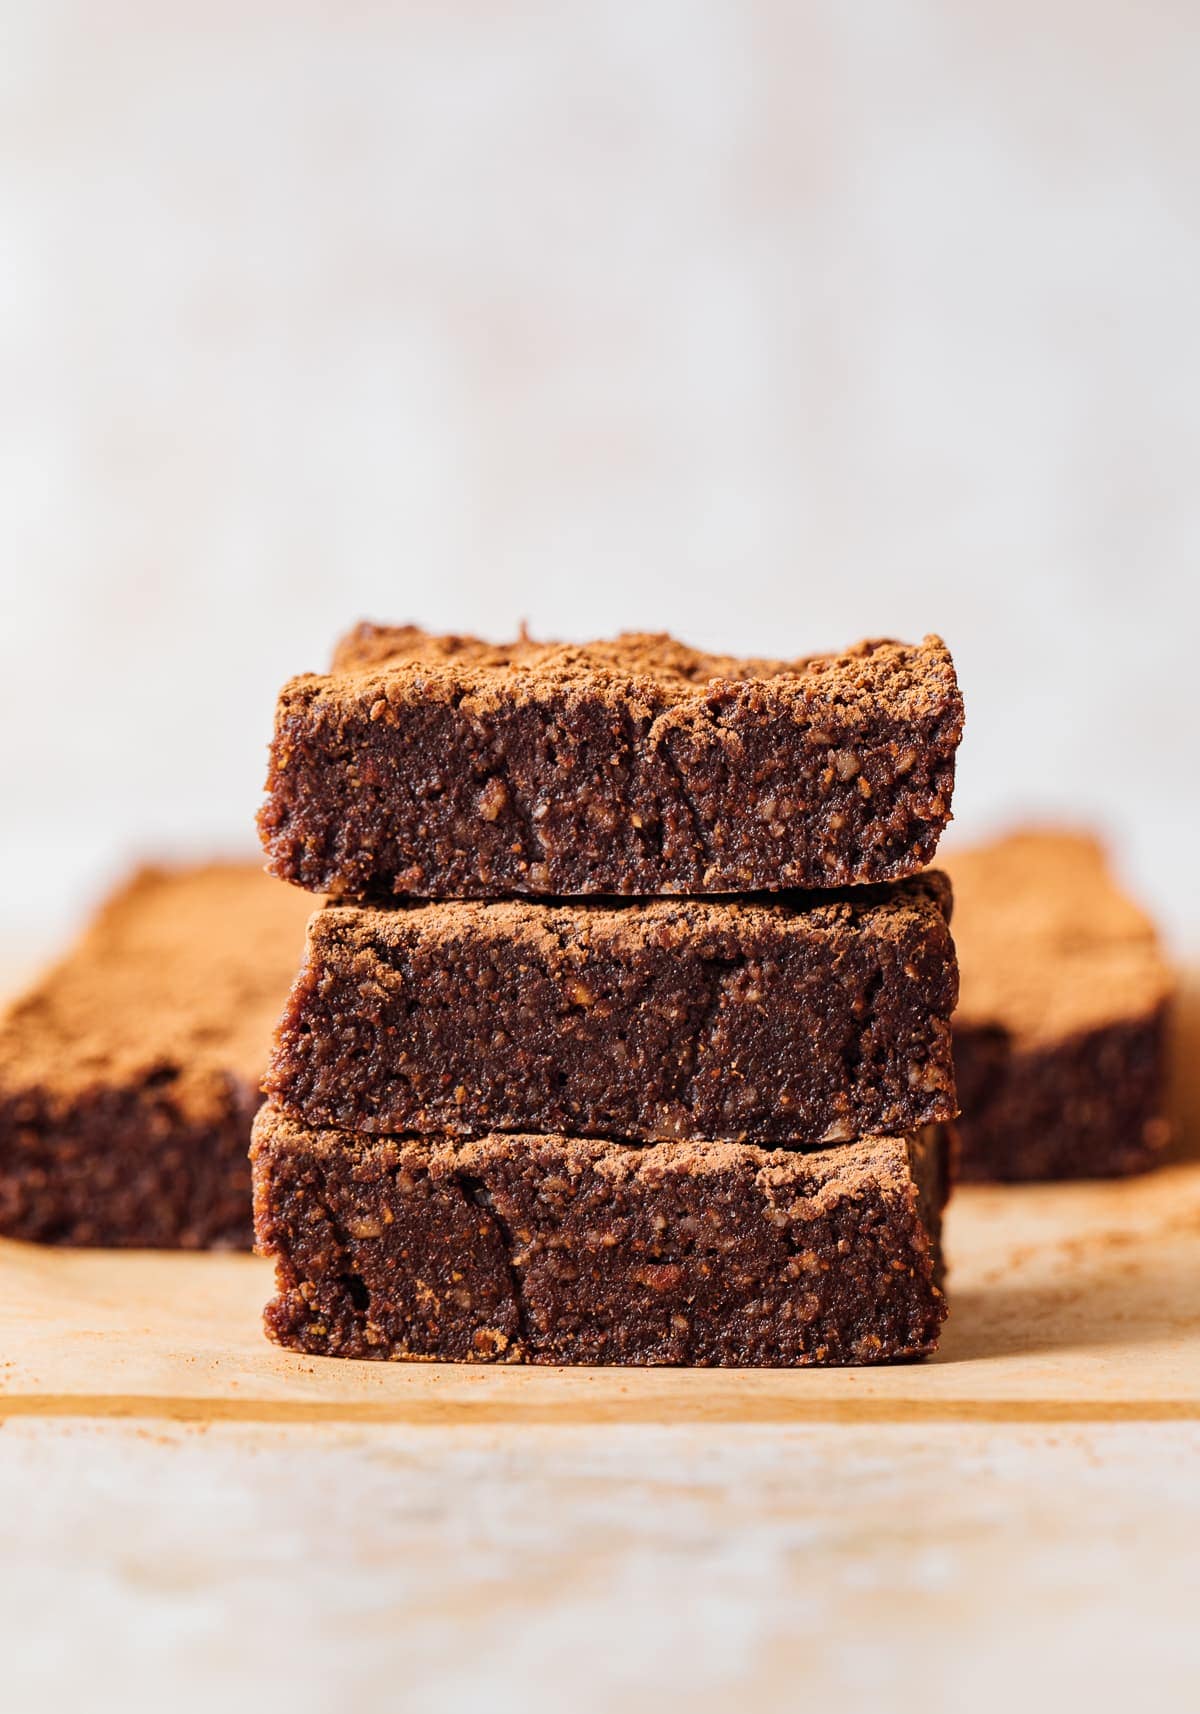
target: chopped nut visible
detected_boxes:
[472,1327,511,1356]
[907,1061,948,1092]
[820,1118,855,1142]
[347,1217,382,1239]
[832,749,860,781]
[631,1263,685,1292]
[477,776,509,821]
[566,979,594,1008]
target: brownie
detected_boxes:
[252,1104,950,1365]
[0,865,314,1248]
[945,831,1174,1180]
[265,872,958,1147]
[258,625,963,899]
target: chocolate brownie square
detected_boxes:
[253,1104,950,1366]
[265,873,957,1147]
[946,831,1174,1179]
[0,865,313,1247]
[259,626,963,899]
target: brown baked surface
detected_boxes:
[0,865,314,1248]
[265,873,957,1146]
[945,830,1174,1180]
[259,625,963,899]
[252,1105,950,1366]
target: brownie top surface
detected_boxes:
[0,865,314,1108]
[288,623,960,724]
[253,1104,921,1198]
[314,869,952,952]
[944,829,1173,1041]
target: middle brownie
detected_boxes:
[266,871,958,1147]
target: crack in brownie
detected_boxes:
[252,1105,950,1365]
[265,873,958,1147]
[0,866,314,1247]
[946,831,1174,1180]
[258,625,963,899]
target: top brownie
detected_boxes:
[259,625,963,899]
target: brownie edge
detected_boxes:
[251,1106,950,1366]
[259,626,963,898]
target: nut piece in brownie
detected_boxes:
[259,625,963,899]
[945,831,1174,1180]
[252,1105,950,1366]
[266,873,958,1147]
[0,866,313,1248]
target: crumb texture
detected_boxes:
[265,874,958,1146]
[945,831,1174,1180]
[0,865,314,1247]
[251,1107,949,1366]
[259,625,964,898]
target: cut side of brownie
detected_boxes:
[265,873,958,1147]
[252,1104,951,1366]
[946,830,1174,1180]
[0,866,314,1248]
[258,626,963,900]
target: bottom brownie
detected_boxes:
[252,1107,950,1366]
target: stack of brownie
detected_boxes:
[251,626,965,1366]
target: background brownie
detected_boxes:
[259,625,963,899]
[945,830,1174,1180]
[252,1105,950,1366]
[266,873,958,1146]
[0,865,313,1248]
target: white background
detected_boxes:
[2,2,1198,961]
